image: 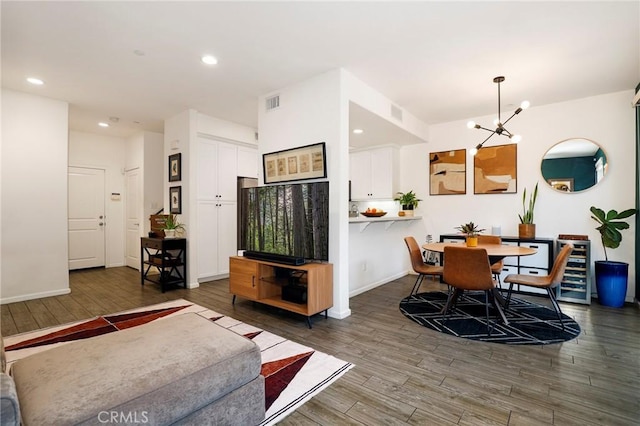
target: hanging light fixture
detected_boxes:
[467,76,529,156]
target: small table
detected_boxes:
[140,237,187,292]
[422,242,537,325]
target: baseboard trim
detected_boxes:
[349,271,407,298]
[0,288,71,305]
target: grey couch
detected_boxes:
[1,312,265,425]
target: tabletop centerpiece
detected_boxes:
[455,221,485,247]
[162,214,185,238]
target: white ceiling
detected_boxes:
[2,1,639,145]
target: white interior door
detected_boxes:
[68,167,105,270]
[125,169,141,269]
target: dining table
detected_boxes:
[422,241,538,325]
[422,241,537,260]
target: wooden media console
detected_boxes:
[229,256,333,328]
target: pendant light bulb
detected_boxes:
[520,100,530,110]
[511,134,522,143]
[466,121,476,129]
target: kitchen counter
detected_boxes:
[349,215,422,231]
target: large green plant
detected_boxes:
[518,183,539,224]
[394,190,421,208]
[590,206,636,261]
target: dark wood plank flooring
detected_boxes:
[2,267,639,425]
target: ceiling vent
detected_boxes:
[266,95,280,111]
[391,104,403,122]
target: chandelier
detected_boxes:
[467,76,529,156]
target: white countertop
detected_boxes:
[349,215,422,223]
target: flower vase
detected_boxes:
[466,236,478,247]
[164,229,176,239]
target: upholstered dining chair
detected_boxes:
[442,246,501,336]
[477,234,504,286]
[504,243,574,330]
[404,236,444,297]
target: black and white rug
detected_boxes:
[400,291,581,345]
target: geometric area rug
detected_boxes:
[3,299,353,425]
[400,291,581,345]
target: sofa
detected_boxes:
[1,312,265,425]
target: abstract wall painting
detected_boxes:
[429,149,466,195]
[473,143,517,194]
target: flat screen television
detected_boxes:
[239,181,329,263]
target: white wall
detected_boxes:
[69,130,127,267]
[197,113,257,146]
[1,89,70,303]
[259,69,351,318]
[402,90,636,301]
[164,110,197,286]
[125,131,164,238]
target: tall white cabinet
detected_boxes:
[349,146,398,200]
[196,136,257,280]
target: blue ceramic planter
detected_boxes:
[595,261,628,308]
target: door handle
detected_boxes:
[99,222,104,226]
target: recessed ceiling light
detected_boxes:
[26,77,44,85]
[201,55,218,65]
[98,122,110,128]
[352,129,364,134]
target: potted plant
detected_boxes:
[163,214,185,238]
[394,190,421,217]
[590,206,637,307]
[518,182,538,239]
[455,221,485,247]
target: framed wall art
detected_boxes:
[168,153,181,182]
[170,186,182,214]
[263,142,326,184]
[429,149,466,195]
[473,143,517,194]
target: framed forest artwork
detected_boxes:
[429,149,466,195]
[473,143,517,194]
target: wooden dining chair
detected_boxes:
[477,234,504,286]
[404,236,444,297]
[504,243,574,330]
[442,245,501,336]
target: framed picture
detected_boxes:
[548,178,573,192]
[429,149,466,195]
[169,153,181,182]
[263,142,326,184]
[170,186,182,214]
[473,143,517,194]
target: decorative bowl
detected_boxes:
[361,211,387,217]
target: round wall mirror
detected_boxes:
[540,138,607,193]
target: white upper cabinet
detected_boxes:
[237,145,259,178]
[197,137,238,201]
[349,147,398,200]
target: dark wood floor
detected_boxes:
[2,267,639,425]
